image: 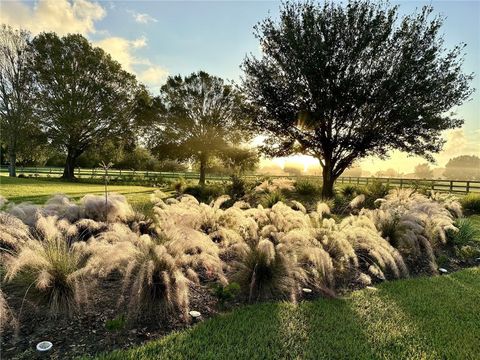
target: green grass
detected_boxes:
[93,267,480,360]
[0,175,158,210]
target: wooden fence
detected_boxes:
[1,166,479,194]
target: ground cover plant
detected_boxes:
[1,174,479,358]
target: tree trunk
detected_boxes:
[62,151,77,180]
[8,150,16,177]
[199,154,206,186]
[321,158,336,199]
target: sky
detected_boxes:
[1,0,479,174]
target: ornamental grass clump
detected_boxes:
[4,233,89,317]
[364,188,461,274]
[120,235,190,321]
[234,239,298,302]
[460,193,480,215]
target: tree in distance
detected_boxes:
[242,0,474,197]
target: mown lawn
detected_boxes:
[0,175,157,211]
[92,267,480,360]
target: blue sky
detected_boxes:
[1,0,478,172]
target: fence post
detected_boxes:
[466,181,470,193]
[357,177,360,185]
[449,181,453,192]
[366,177,369,185]
[431,180,434,191]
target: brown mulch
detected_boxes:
[1,278,219,360]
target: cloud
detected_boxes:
[0,0,106,35]
[128,10,158,24]
[138,66,169,88]
[95,36,168,87]
[94,36,149,72]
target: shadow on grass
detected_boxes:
[375,270,480,359]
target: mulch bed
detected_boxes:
[1,278,218,359]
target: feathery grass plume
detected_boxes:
[313,223,358,284]
[164,226,227,284]
[120,235,190,321]
[43,195,82,222]
[73,218,109,241]
[81,193,134,223]
[0,212,32,252]
[278,228,336,293]
[234,239,298,302]
[268,202,311,233]
[429,191,463,218]
[349,194,366,210]
[340,215,408,281]
[255,178,295,193]
[362,208,437,274]
[290,200,307,214]
[4,234,89,316]
[6,202,40,226]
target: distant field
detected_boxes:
[2,166,479,193]
[0,175,157,210]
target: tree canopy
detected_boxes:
[242,0,473,197]
[0,25,36,177]
[147,71,252,184]
[29,32,138,179]
[414,163,433,179]
[444,155,480,180]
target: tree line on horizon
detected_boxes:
[0,0,474,197]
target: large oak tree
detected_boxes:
[242,0,474,198]
[29,33,138,179]
[0,25,35,177]
[147,71,252,185]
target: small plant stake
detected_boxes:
[99,161,114,222]
[36,341,53,356]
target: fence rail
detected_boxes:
[1,166,479,194]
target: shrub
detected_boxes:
[455,245,480,260]
[173,177,187,193]
[447,218,480,247]
[294,179,321,196]
[460,194,480,215]
[105,314,127,333]
[226,175,249,201]
[362,181,390,208]
[261,191,286,208]
[340,184,362,199]
[184,184,225,203]
[211,282,241,306]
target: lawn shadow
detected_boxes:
[373,271,480,359]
